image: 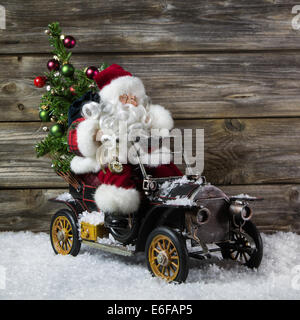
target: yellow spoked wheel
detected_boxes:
[50,209,81,256]
[148,235,180,281]
[146,227,189,283]
[52,216,73,254]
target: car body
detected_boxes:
[50,160,263,283]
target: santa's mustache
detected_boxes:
[117,103,146,123]
[99,101,151,132]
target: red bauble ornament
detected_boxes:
[34,76,47,88]
[47,59,60,71]
[69,86,76,95]
[85,66,99,79]
[63,35,76,49]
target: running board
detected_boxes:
[82,240,135,257]
[188,248,221,260]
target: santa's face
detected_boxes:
[119,93,138,107]
[100,92,150,132]
[96,92,151,166]
[116,95,147,126]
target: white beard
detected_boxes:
[96,99,152,166]
[100,101,150,134]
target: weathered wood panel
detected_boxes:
[0,122,65,188]
[179,118,300,185]
[1,185,299,233]
[0,189,64,232]
[1,118,300,188]
[0,0,298,237]
[224,185,300,234]
[2,52,300,121]
[1,1,300,53]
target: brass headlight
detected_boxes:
[229,201,252,221]
[196,207,211,225]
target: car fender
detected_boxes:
[135,205,186,252]
[48,198,85,220]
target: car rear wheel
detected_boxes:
[145,226,189,283]
[50,209,81,256]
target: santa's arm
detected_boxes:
[68,117,100,174]
[148,104,174,131]
[146,104,177,168]
[68,117,99,157]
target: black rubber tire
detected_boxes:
[145,226,189,283]
[221,221,263,269]
[109,218,140,245]
[50,209,81,256]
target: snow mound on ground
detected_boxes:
[0,231,299,299]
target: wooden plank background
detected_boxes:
[1,0,300,234]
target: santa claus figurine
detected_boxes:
[67,64,181,220]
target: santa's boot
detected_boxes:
[94,183,141,216]
[104,214,128,229]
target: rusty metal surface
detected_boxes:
[167,183,199,198]
[194,198,230,244]
[193,185,229,201]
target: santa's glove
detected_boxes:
[148,104,174,131]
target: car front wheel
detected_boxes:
[145,226,189,283]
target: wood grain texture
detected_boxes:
[0,122,66,188]
[2,52,300,121]
[0,0,300,53]
[0,189,64,232]
[179,118,300,185]
[1,118,300,188]
[1,185,299,233]
[223,185,300,234]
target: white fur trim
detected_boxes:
[94,184,140,215]
[70,156,100,174]
[81,101,101,120]
[77,119,99,157]
[100,76,146,103]
[149,104,174,130]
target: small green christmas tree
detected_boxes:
[34,22,108,173]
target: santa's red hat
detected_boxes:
[94,64,146,103]
[94,64,132,90]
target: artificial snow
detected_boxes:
[160,175,191,196]
[96,233,135,252]
[55,192,75,202]
[165,196,196,207]
[232,193,254,199]
[78,211,105,226]
[0,231,299,299]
